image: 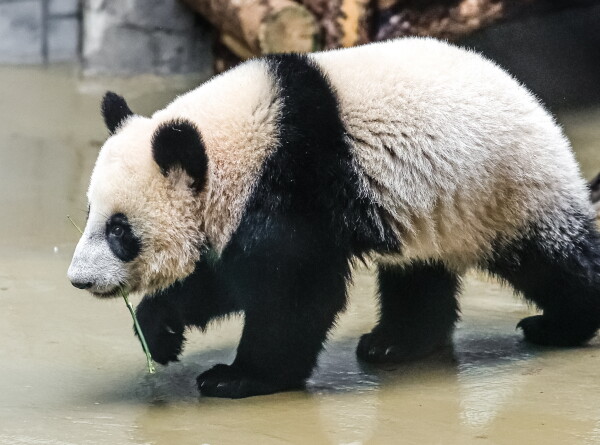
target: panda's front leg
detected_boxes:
[136,257,236,365]
[196,227,351,398]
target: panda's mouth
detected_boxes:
[90,285,126,299]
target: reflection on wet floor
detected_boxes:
[0,66,599,445]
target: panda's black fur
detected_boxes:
[485,215,600,346]
[141,54,401,397]
[152,120,209,192]
[128,53,600,398]
[102,91,133,134]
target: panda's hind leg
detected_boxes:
[357,261,461,363]
[485,215,600,346]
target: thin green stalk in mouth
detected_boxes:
[68,215,156,374]
[120,289,156,374]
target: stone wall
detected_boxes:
[82,0,213,76]
[0,0,213,76]
[0,0,79,64]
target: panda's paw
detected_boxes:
[517,315,592,347]
[357,332,411,363]
[357,330,448,364]
[143,322,185,365]
[196,364,299,399]
[135,300,185,365]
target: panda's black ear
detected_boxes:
[152,119,208,192]
[101,91,134,134]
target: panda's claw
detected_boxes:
[357,330,449,364]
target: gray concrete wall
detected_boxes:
[82,0,213,76]
[0,0,80,64]
[0,0,213,76]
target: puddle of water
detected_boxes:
[0,65,599,445]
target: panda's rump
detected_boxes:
[313,39,590,266]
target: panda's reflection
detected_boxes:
[127,327,543,445]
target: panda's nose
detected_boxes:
[71,280,93,290]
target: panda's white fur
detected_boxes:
[152,59,283,253]
[70,37,589,296]
[313,39,590,268]
[69,59,282,295]
[82,116,204,293]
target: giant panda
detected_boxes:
[68,38,600,399]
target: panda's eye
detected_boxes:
[105,213,141,262]
[110,225,124,237]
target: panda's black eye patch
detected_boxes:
[106,213,141,262]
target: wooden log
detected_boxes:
[182,0,321,59]
[374,0,523,41]
[299,0,343,48]
[374,0,599,42]
[300,0,370,48]
[338,0,371,47]
[213,38,243,74]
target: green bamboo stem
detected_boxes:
[68,215,156,374]
[121,291,156,374]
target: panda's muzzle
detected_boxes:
[89,285,126,299]
[69,279,122,298]
[68,222,131,298]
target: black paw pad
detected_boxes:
[135,301,185,365]
[143,322,185,365]
[357,331,448,364]
[517,315,593,347]
[196,364,299,398]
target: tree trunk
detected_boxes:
[300,0,371,48]
[182,0,321,59]
[374,0,598,42]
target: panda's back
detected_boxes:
[156,39,590,264]
[311,38,589,265]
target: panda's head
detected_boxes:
[67,92,208,297]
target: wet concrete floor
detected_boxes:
[0,65,599,444]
